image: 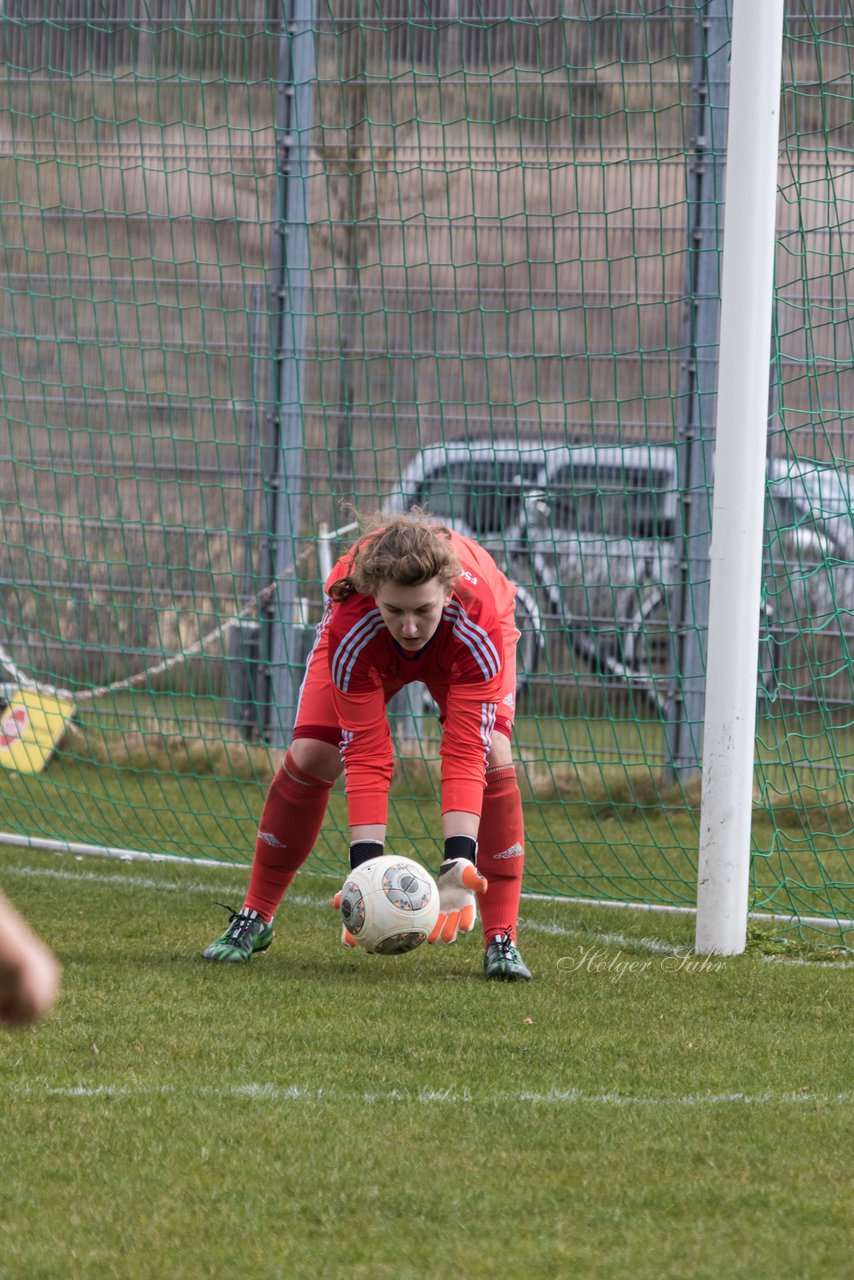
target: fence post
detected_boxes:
[695,0,785,955]
[665,0,730,779]
[262,0,316,748]
[226,285,265,738]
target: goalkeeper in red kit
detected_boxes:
[203,511,531,981]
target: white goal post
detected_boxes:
[695,0,786,955]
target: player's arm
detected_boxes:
[330,682,394,845]
[423,679,502,943]
[436,573,506,824]
[326,682,395,944]
[325,592,396,844]
[0,891,60,1027]
[440,678,502,820]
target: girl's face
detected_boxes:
[373,576,452,651]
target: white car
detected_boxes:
[386,439,548,542]
[387,440,854,708]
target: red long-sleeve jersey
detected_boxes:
[324,531,517,827]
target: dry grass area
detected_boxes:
[1,69,852,699]
[57,705,854,842]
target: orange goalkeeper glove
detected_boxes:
[428,837,488,945]
[329,888,359,948]
[329,839,385,947]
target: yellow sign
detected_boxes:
[0,690,76,775]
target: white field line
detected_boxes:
[5,831,853,932]
[4,1082,854,1107]
[520,917,678,953]
[5,862,854,962]
[524,888,854,932]
[0,862,326,910]
[0,831,241,869]
[760,953,854,970]
[0,862,681,956]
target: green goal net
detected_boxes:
[1,3,852,945]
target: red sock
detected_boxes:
[476,764,525,945]
[244,751,334,920]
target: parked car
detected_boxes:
[387,438,546,541]
[510,444,680,699]
[387,439,854,709]
[762,456,854,702]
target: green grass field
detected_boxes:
[3,694,854,944]
[3,26,854,1277]
[1,844,853,1280]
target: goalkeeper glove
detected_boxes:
[428,836,488,945]
[330,840,385,947]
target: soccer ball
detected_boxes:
[339,855,440,955]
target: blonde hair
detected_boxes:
[328,510,461,602]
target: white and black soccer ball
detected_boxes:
[339,855,440,955]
